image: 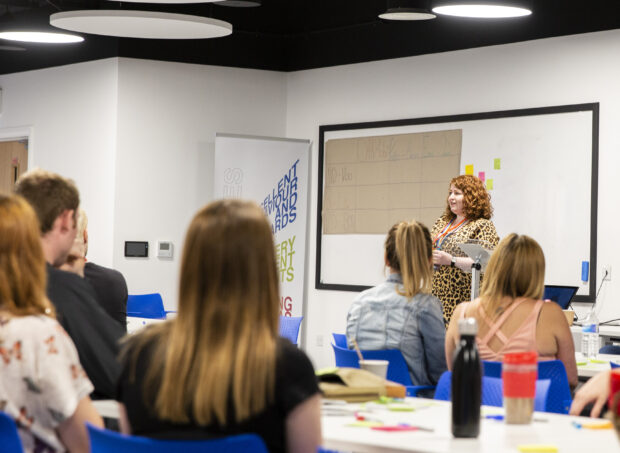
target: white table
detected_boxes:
[576,353,619,379]
[322,398,616,453]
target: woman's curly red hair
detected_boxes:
[442,174,493,220]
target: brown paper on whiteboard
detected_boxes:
[323,129,461,234]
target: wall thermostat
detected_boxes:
[157,241,173,258]
[125,241,148,258]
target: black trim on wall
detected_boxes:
[316,103,599,303]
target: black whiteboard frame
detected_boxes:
[315,102,599,303]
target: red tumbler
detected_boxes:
[503,351,538,424]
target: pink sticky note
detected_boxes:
[478,171,485,182]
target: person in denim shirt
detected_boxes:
[347,220,447,388]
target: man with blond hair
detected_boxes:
[15,169,122,399]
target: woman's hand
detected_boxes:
[432,250,452,267]
[569,369,610,417]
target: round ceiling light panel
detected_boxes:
[50,10,232,40]
[379,9,436,20]
[432,4,531,18]
[0,31,83,43]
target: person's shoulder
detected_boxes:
[47,264,83,285]
[277,337,314,369]
[84,262,126,283]
[470,218,494,227]
[7,315,64,341]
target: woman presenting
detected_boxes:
[431,174,499,325]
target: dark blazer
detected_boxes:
[46,264,124,399]
[84,262,128,332]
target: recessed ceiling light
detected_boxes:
[432,3,531,18]
[0,31,83,43]
[50,10,232,40]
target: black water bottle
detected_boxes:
[451,317,481,438]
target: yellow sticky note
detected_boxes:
[346,421,383,428]
[517,445,558,453]
[494,158,501,170]
[486,179,493,190]
[465,164,474,175]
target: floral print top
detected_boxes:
[0,315,93,452]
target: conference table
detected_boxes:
[321,398,617,453]
[576,353,618,380]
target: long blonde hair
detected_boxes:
[480,233,545,317]
[0,195,55,317]
[384,220,433,297]
[126,199,279,426]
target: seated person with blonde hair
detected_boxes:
[445,233,577,387]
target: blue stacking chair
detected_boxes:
[434,371,550,411]
[87,424,269,453]
[331,343,435,396]
[483,360,572,414]
[127,293,174,319]
[0,412,23,453]
[600,344,620,355]
[279,316,303,345]
[332,333,347,348]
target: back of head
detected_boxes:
[385,220,433,298]
[152,199,279,426]
[14,169,80,234]
[0,194,54,317]
[480,233,545,316]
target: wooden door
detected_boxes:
[0,140,28,195]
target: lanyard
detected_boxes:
[433,218,467,250]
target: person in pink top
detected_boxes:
[444,233,578,388]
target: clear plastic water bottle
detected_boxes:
[451,318,481,438]
[581,310,600,359]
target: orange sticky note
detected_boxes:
[465,165,474,175]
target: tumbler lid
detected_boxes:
[504,351,538,364]
[458,317,478,335]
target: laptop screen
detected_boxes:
[543,285,579,309]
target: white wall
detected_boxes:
[286,30,620,369]
[113,58,287,306]
[0,59,119,266]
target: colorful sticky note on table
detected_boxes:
[494,158,501,170]
[465,164,474,175]
[517,445,558,453]
[478,171,485,182]
[486,179,493,190]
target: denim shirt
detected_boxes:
[346,274,447,386]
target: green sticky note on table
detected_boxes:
[465,164,474,175]
[486,179,493,190]
[494,158,501,170]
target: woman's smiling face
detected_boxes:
[448,184,464,217]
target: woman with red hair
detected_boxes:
[431,175,499,325]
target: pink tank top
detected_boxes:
[460,299,555,361]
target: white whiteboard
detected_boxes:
[316,104,598,302]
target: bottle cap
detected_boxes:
[504,351,538,364]
[458,317,478,335]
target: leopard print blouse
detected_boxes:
[431,216,499,326]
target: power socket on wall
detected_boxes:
[603,265,612,281]
[315,335,324,347]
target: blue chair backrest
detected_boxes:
[331,343,413,386]
[87,424,269,453]
[483,360,571,414]
[611,361,620,369]
[127,293,166,319]
[332,333,348,348]
[600,344,620,355]
[434,372,550,411]
[434,371,501,407]
[0,412,23,453]
[279,316,303,345]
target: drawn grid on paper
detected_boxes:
[323,129,462,234]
